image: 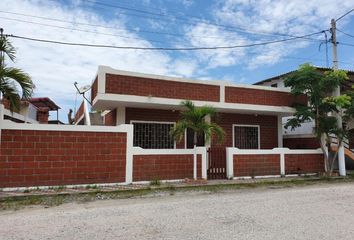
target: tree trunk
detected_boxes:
[193,131,198,147]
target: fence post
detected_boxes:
[125,124,134,184]
[226,148,234,179]
[198,147,207,180]
[280,152,285,176]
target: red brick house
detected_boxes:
[88,66,306,151]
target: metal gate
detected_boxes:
[207,147,227,179]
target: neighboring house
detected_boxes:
[254,67,354,169]
[1,97,61,124]
[82,65,306,152]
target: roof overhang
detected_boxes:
[92,93,295,116]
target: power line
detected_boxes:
[0,16,166,44]
[336,8,354,22]
[338,42,354,47]
[0,10,244,40]
[77,0,323,42]
[337,28,354,39]
[5,31,324,51]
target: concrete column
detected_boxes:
[277,115,283,148]
[116,106,126,126]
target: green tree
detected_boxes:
[170,100,225,147]
[284,63,354,174]
[0,35,34,111]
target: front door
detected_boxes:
[207,147,227,179]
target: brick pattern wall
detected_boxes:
[233,154,280,177]
[0,130,127,188]
[285,154,324,174]
[126,107,185,148]
[37,107,49,124]
[75,101,84,123]
[91,77,98,102]
[225,87,307,106]
[212,113,278,149]
[105,74,220,102]
[133,154,194,181]
[283,137,320,149]
[104,109,117,126]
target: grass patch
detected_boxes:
[150,179,161,186]
[1,176,353,211]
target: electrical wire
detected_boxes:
[336,8,354,22]
[76,0,323,42]
[337,28,354,39]
[5,31,324,51]
[0,16,166,44]
[0,10,249,40]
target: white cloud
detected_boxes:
[0,0,199,122]
[184,23,247,68]
[209,0,353,68]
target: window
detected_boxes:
[132,121,175,149]
[271,83,278,88]
[233,125,260,149]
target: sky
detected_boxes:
[1,0,354,122]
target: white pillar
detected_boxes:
[277,115,283,148]
[125,124,134,184]
[83,100,91,126]
[338,143,346,176]
[116,106,126,126]
[226,148,234,179]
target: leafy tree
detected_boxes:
[170,100,225,147]
[0,35,34,111]
[284,63,354,174]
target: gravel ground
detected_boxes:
[1,182,354,240]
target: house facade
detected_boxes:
[88,66,306,153]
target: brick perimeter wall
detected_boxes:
[0,130,127,188]
[133,154,195,181]
[213,113,278,149]
[225,87,307,106]
[233,154,280,177]
[285,154,324,174]
[105,74,220,102]
[283,137,320,149]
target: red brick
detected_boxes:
[105,73,220,102]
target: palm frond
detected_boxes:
[2,67,34,100]
[0,37,16,62]
[0,80,20,112]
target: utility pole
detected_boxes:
[330,18,346,176]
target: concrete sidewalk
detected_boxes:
[0,175,346,200]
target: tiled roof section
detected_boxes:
[29,97,60,111]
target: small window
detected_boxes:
[132,122,175,149]
[271,83,278,88]
[233,125,260,149]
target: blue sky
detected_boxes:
[1,0,354,122]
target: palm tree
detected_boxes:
[170,100,225,147]
[0,34,34,112]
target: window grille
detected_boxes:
[132,122,175,149]
[233,125,259,149]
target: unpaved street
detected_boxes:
[1,182,354,240]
